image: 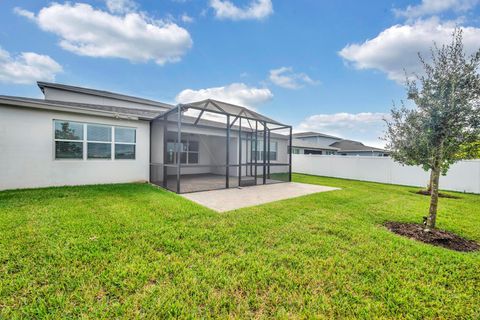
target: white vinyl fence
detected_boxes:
[292,154,480,194]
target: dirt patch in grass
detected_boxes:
[412,190,461,199]
[384,222,479,252]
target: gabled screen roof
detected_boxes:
[183,99,287,127]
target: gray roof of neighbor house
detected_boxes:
[330,140,388,153]
[37,81,173,110]
[0,95,161,120]
[292,131,341,140]
[292,138,339,150]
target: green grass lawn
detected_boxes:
[0,174,479,319]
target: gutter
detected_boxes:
[0,97,147,121]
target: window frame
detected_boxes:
[166,135,199,165]
[53,120,137,161]
[256,140,278,161]
[114,126,136,160]
[87,123,113,160]
[292,148,301,155]
[53,120,85,160]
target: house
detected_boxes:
[0,82,292,193]
[291,138,339,155]
[292,131,389,156]
[329,140,390,157]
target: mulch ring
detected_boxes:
[412,190,461,199]
[384,221,480,252]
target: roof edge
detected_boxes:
[37,81,174,109]
[0,95,157,120]
[292,131,342,140]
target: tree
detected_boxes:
[384,30,480,230]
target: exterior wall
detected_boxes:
[275,138,289,163]
[43,87,170,112]
[151,121,239,179]
[0,105,150,191]
[292,154,480,194]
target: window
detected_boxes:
[54,121,84,159]
[292,148,301,154]
[166,134,199,164]
[304,149,323,155]
[115,127,136,159]
[256,141,277,161]
[166,141,176,164]
[87,124,111,159]
[54,120,136,160]
[187,140,199,164]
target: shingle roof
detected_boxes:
[0,95,161,120]
[292,138,339,150]
[37,81,173,109]
[0,95,290,140]
[329,140,388,152]
[292,131,341,140]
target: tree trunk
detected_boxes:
[427,170,434,194]
[426,166,441,230]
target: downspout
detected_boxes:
[226,115,230,189]
[176,106,182,194]
[289,126,292,182]
[149,119,152,183]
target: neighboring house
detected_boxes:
[291,138,338,155]
[329,140,390,157]
[0,82,292,193]
[292,131,389,157]
[292,131,343,146]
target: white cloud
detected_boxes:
[13,7,35,20]
[269,67,318,89]
[175,83,273,108]
[297,112,389,148]
[0,47,62,84]
[106,0,137,14]
[210,0,273,20]
[394,0,479,19]
[339,18,480,83]
[16,3,192,65]
[181,13,194,23]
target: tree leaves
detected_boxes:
[385,29,480,174]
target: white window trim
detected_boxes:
[53,120,85,161]
[166,136,199,165]
[53,120,136,161]
[256,140,278,161]
[114,126,137,160]
[87,124,113,160]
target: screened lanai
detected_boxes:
[149,99,292,193]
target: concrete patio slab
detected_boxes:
[181,182,340,212]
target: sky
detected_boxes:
[1,0,480,147]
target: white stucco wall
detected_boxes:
[0,105,150,191]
